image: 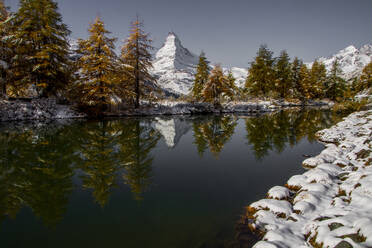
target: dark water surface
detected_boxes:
[0,109,343,248]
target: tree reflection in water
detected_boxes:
[245,109,342,159]
[0,109,343,228]
[193,115,237,157]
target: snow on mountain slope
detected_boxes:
[307,44,372,80]
[154,116,192,148]
[152,34,370,95]
[152,32,248,95]
[152,32,199,95]
[223,67,248,88]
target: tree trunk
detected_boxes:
[0,72,6,98]
[135,36,140,109]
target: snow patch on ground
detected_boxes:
[247,110,372,248]
[0,99,85,122]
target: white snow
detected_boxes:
[152,33,371,95]
[247,110,372,248]
[306,44,372,81]
[152,32,199,95]
[151,32,248,95]
[154,116,191,148]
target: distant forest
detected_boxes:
[0,0,371,116]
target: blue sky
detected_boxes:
[5,0,372,67]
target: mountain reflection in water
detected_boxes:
[0,109,343,247]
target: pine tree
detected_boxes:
[192,52,210,100]
[203,65,232,106]
[274,50,292,99]
[11,0,71,97]
[298,64,312,100]
[245,44,275,97]
[121,16,154,109]
[309,60,326,99]
[357,61,372,92]
[0,0,11,97]
[325,59,346,101]
[76,17,118,115]
[291,57,304,99]
[224,70,237,101]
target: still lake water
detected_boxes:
[0,109,343,248]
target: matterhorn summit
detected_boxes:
[152,32,199,95]
[152,32,248,95]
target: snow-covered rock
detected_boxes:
[0,99,85,122]
[306,44,372,81]
[247,110,372,248]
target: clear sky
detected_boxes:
[5,0,372,67]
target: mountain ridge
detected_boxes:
[152,33,371,96]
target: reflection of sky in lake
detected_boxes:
[0,109,344,248]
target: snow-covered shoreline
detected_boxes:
[107,100,331,117]
[0,99,332,122]
[246,110,372,248]
[0,99,85,122]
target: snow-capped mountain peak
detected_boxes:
[339,45,358,54]
[152,32,248,95]
[307,44,372,80]
[152,32,199,95]
[154,32,198,70]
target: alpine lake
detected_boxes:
[0,108,345,248]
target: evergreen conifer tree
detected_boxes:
[245,44,275,97]
[0,1,11,97]
[121,16,154,108]
[192,51,210,100]
[325,59,346,101]
[298,64,312,100]
[11,0,71,97]
[224,70,237,101]
[291,57,303,99]
[274,50,292,98]
[309,60,326,99]
[76,17,118,114]
[357,61,372,92]
[203,65,232,106]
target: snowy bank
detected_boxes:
[246,110,372,248]
[110,100,331,117]
[0,99,85,122]
[0,98,331,122]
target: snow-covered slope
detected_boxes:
[152,32,248,95]
[153,34,370,95]
[223,67,248,88]
[307,44,372,80]
[154,116,191,148]
[152,33,199,95]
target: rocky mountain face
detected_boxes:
[152,32,199,96]
[152,33,371,95]
[152,32,248,96]
[306,44,372,80]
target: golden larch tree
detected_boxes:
[121,16,155,108]
[76,17,118,115]
[203,64,232,106]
